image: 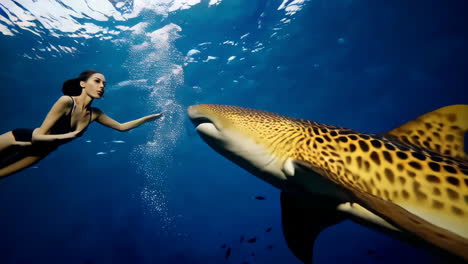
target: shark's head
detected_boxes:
[188,104,307,189]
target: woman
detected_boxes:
[0,70,162,178]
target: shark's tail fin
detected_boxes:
[386,104,468,160]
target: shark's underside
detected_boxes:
[187,104,468,263]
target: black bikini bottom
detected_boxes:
[0,128,59,168]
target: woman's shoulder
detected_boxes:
[56,95,74,105]
[52,96,74,112]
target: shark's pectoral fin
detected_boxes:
[347,186,468,262]
[280,191,345,264]
[386,104,468,160]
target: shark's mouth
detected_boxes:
[187,105,221,133]
[190,116,212,128]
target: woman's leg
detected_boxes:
[0,155,45,178]
[0,131,31,151]
[0,131,16,151]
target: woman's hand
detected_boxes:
[70,130,85,138]
[146,112,164,122]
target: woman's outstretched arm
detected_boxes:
[93,108,163,132]
[32,96,82,142]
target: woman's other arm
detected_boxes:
[93,108,162,132]
[32,96,81,142]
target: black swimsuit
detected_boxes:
[0,96,92,168]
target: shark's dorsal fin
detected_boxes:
[386,104,468,160]
[280,191,345,264]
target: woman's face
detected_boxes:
[81,73,106,99]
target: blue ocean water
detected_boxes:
[0,0,467,263]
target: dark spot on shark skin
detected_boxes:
[383,151,392,163]
[446,188,459,200]
[385,143,396,151]
[452,206,464,216]
[266,227,272,232]
[411,152,426,161]
[349,135,358,140]
[221,243,227,248]
[396,151,408,160]
[443,165,457,174]
[445,134,455,142]
[401,135,410,144]
[447,176,460,186]
[428,162,441,172]
[370,140,382,148]
[423,141,430,148]
[359,134,370,140]
[338,136,348,143]
[255,196,266,200]
[358,140,369,152]
[430,156,443,162]
[409,161,422,170]
[426,175,441,183]
[397,164,404,171]
[370,151,380,165]
[225,248,232,260]
[247,238,257,243]
[316,137,324,143]
[384,168,394,183]
[433,200,444,209]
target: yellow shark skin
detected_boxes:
[188,104,468,262]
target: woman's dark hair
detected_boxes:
[62,70,100,96]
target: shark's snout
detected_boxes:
[187,105,222,138]
[188,105,214,127]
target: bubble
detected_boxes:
[123,22,186,233]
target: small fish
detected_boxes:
[111,140,125,144]
[267,245,273,250]
[367,249,375,255]
[225,247,231,260]
[247,238,256,243]
[265,227,272,232]
[221,243,226,249]
[240,236,244,243]
[251,252,255,256]
[96,152,107,155]
[254,196,265,200]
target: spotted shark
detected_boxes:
[187,104,468,263]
